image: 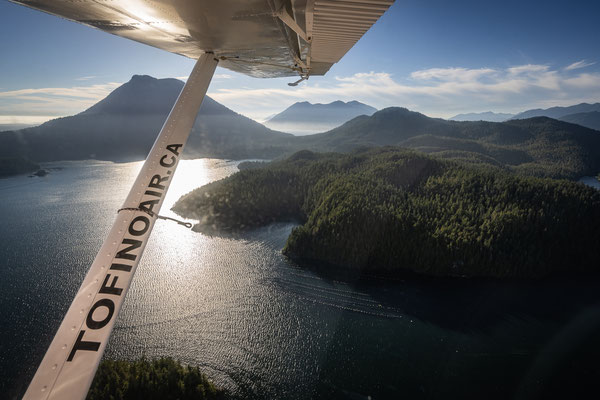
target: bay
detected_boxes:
[1,160,600,399]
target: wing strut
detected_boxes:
[24,53,219,400]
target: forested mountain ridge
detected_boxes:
[173,148,600,279]
[295,108,600,179]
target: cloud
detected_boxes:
[0,83,121,100]
[410,67,496,82]
[507,64,549,75]
[565,60,596,71]
[208,64,600,120]
[75,76,97,81]
[0,82,121,123]
[3,62,600,125]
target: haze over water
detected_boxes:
[1,160,600,399]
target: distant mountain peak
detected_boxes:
[265,100,378,135]
[511,103,600,130]
[82,75,184,115]
[512,102,600,120]
[130,74,156,81]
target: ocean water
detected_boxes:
[579,176,600,190]
[1,160,600,400]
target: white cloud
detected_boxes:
[410,67,496,82]
[0,82,121,124]
[208,64,600,120]
[75,76,97,81]
[3,62,600,125]
[565,60,596,71]
[0,83,121,100]
[507,64,549,75]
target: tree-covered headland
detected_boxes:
[173,148,600,279]
[87,357,226,400]
[0,157,39,178]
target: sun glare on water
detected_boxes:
[140,158,238,270]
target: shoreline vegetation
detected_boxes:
[0,157,39,178]
[173,147,600,279]
[87,357,226,400]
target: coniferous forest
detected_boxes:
[87,357,226,400]
[173,147,600,279]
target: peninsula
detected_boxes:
[173,148,600,279]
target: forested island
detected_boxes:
[173,148,600,279]
[87,357,226,400]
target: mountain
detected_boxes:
[512,103,600,120]
[2,78,598,181]
[294,107,600,179]
[264,100,377,135]
[449,111,514,122]
[511,103,600,131]
[0,75,292,162]
[557,111,600,131]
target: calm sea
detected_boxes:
[1,160,599,399]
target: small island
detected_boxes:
[173,148,600,279]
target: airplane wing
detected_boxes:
[10,0,393,78]
[13,1,395,399]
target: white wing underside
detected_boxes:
[11,0,394,78]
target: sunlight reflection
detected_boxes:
[118,158,214,218]
[152,159,237,265]
[115,158,237,267]
[163,159,216,217]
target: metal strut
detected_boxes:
[24,53,218,400]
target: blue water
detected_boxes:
[579,176,600,190]
[1,161,600,400]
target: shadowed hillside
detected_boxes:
[295,108,600,179]
[559,111,600,131]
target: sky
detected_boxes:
[1,0,600,126]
